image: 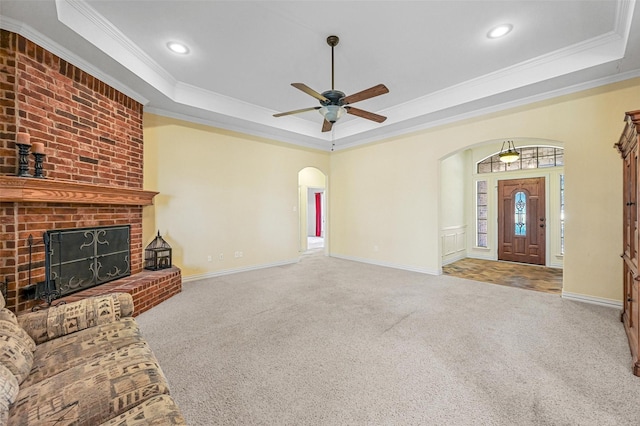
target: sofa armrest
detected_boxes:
[17,293,134,344]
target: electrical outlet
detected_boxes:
[234,251,243,258]
[219,253,224,261]
[207,255,212,262]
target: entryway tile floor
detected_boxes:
[442,258,562,294]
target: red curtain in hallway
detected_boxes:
[315,192,322,237]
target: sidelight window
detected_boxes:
[476,180,488,247]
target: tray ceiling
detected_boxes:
[1,0,639,150]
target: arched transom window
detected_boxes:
[477,146,564,174]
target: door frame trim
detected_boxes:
[469,168,562,268]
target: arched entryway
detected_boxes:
[439,139,564,294]
[298,167,327,252]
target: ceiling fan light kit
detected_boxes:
[319,105,346,123]
[274,35,389,133]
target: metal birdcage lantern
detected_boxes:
[144,231,172,271]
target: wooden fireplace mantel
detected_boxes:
[0,176,158,206]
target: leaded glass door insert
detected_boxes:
[514,191,526,236]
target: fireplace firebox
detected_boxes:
[44,225,131,299]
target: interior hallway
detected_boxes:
[307,236,324,250]
[442,258,563,294]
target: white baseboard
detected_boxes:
[330,254,439,275]
[561,291,622,309]
[182,258,299,283]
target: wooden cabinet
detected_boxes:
[616,109,640,376]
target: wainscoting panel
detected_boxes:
[441,225,467,265]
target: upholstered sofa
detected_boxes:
[0,291,186,425]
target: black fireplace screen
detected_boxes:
[45,225,131,297]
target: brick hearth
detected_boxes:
[0,30,181,314]
[59,267,182,317]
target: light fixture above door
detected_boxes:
[499,140,520,163]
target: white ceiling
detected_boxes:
[1,0,639,151]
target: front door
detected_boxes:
[498,177,546,265]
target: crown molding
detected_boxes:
[6,0,638,150]
[337,31,631,140]
[55,0,176,97]
[334,69,640,151]
[143,107,332,152]
[0,15,148,105]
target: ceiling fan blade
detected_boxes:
[322,120,333,132]
[342,84,389,105]
[291,83,329,102]
[273,106,321,117]
[345,107,387,123]
[345,106,387,123]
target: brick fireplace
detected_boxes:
[0,30,181,314]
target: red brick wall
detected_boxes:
[0,31,18,178]
[7,31,144,186]
[0,30,152,313]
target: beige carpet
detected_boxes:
[137,251,640,425]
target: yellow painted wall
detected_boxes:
[439,150,469,265]
[143,79,639,302]
[330,138,438,272]
[143,114,329,279]
[440,150,467,229]
[330,78,640,301]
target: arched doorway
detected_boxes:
[440,139,564,294]
[298,167,327,252]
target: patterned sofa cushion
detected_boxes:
[0,309,17,324]
[0,364,19,425]
[98,395,187,426]
[0,319,35,352]
[18,293,135,344]
[0,321,35,384]
[23,317,144,387]
[8,344,170,426]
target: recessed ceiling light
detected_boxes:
[487,24,513,39]
[167,42,189,54]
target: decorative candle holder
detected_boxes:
[33,152,45,178]
[16,143,32,177]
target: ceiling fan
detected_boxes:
[273,35,389,132]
